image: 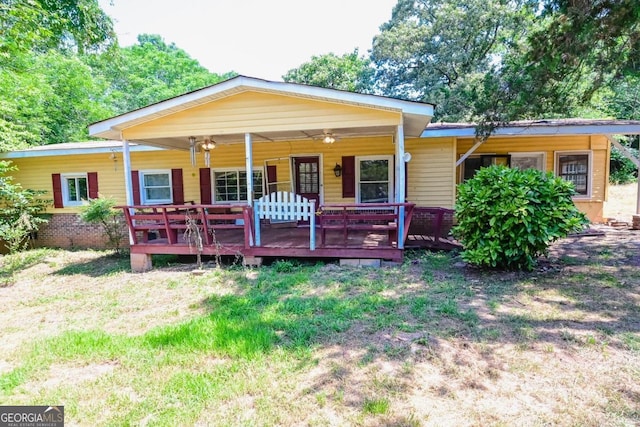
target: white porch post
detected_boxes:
[395,124,406,249]
[245,133,254,206]
[122,139,134,245]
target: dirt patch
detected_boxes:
[604,182,638,224]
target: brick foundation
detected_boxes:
[33,213,129,250]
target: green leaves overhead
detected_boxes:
[91,34,234,114]
[283,50,373,93]
[370,0,535,121]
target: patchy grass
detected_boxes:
[0,228,639,426]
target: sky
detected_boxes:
[99,0,398,81]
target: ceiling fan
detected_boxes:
[309,129,339,144]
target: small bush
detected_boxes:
[80,196,126,255]
[453,166,589,271]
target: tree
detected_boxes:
[0,0,116,57]
[0,0,116,148]
[91,34,235,114]
[370,0,639,134]
[283,50,373,92]
[370,0,535,121]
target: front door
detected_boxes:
[294,156,320,206]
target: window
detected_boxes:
[213,169,264,202]
[510,152,546,171]
[556,152,591,196]
[140,170,172,204]
[461,154,511,181]
[62,174,88,206]
[356,156,393,203]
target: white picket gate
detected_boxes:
[253,192,316,250]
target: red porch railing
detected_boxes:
[119,201,451,263]
[121,204,254,249]
[317,203,415,248]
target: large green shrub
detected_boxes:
[453,165,589,270]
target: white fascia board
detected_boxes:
[89,76,435,139]
[255,78,434,116]
[421,124,640,138]
[0,144,163,159]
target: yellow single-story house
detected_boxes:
[2,76,640,269]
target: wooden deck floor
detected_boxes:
[129,225,404,261]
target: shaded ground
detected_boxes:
[0,225,638,426]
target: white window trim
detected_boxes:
[211,167,264,203]
[139,169,173,205]
[554,151,593,199]
[509,151,547,172]
[355,155,394,203]
[61,173,88,207]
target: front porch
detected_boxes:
[121,202,460,271]
[121,201,430,271]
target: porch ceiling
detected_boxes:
[89,76,434,149]
[126,125,398,151]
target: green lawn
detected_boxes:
[0,232,639,426]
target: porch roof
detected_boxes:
[0,140,163,159]
[421,119,640,138]
[89,75,435,150]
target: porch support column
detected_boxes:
[122,139,135,245]
[395,124,405,249]
[245,133,254,205]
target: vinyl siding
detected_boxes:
[8,136,398,212]
[406,137,456,208]
[455,134,610,222]
[122,91,401,140]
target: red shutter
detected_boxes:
[87,172,99,199]
[171,168,184,204]
[52,173,63,208]
[199,168,212,204]
[131,170,140,205]
[267,165,277,194]
[341,156,355,198]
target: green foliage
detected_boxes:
[610,145,638,184]
[453,166,589,271]
[370,0,534,121]
[370,0,640,128]
[0,161,49,253]
[91,34,234,114]
[79,196,125,254]
[283,50,373,92]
